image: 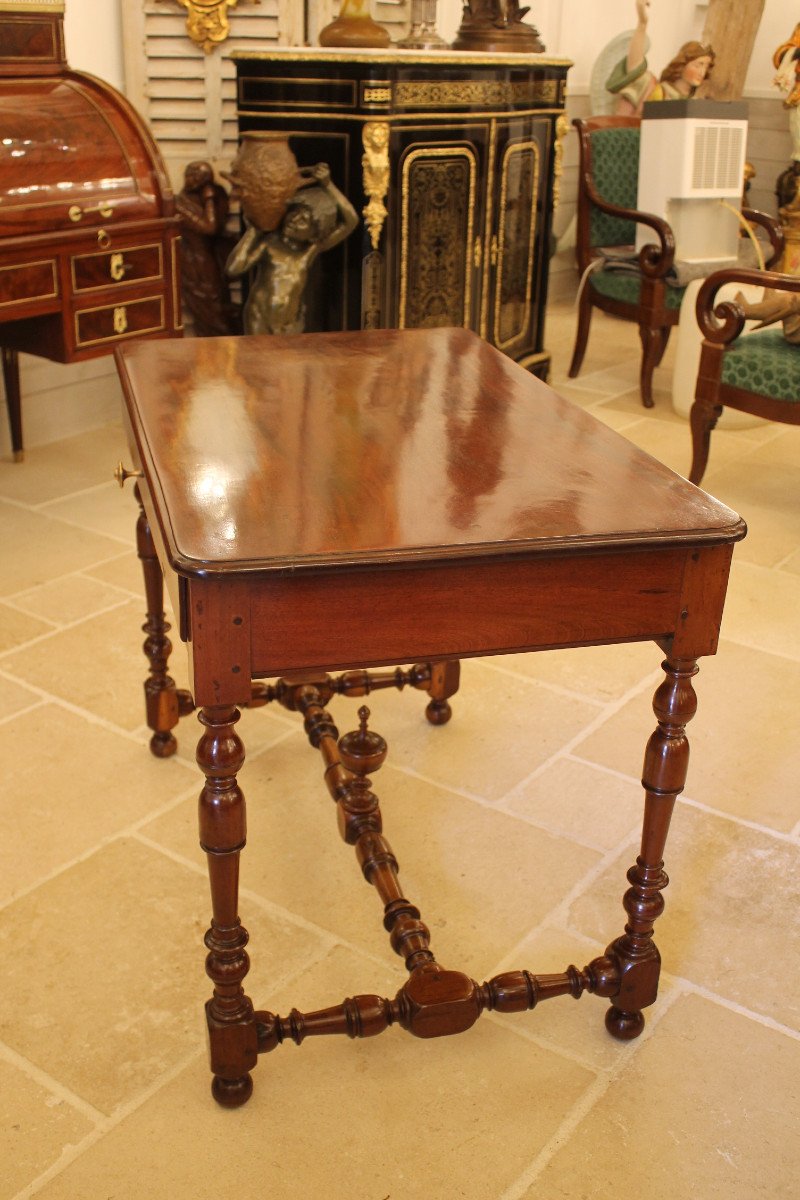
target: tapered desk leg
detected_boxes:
[197,704,258,1107]
[134,483,193,756]
[606,656,698,1039]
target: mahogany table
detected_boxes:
[115,327,745,1107]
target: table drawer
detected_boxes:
[0,258,58,313]
[71,243,163,293]
[74,294,165,349]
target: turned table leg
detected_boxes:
[425,660,460,726]
[197,704,258,1107]
[605,656,698,1040]
[134,483,193,756]
[2,347,23,462]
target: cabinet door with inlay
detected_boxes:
[392,123,489,333]
[487,116,552,364]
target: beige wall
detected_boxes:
[63,0,123,88]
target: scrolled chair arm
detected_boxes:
[695,267,800,345]
[584,174,676,279]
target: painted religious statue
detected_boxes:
[225,158,358,337]
[606,0,714,116]
[774,23,800,164]
[773,24,800,269]
[736,286,800,344]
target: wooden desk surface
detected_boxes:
[116,327,744,579]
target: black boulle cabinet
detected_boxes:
[232,48,570,377]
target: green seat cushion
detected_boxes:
[722,329,800,401]
[590,269,685,311]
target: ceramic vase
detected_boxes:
[226,132,301,232]
[319,0,390,49]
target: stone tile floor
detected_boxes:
[1,300,798,1198]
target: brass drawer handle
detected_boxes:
[68,201,114,223]
[114,461,143,488]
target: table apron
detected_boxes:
[182,543,733,706]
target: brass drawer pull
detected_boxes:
[68,201,114,223]
[114,461,143,488]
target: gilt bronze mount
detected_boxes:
[175,0,241,53]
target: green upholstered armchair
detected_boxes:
[689,267,800,485]
[569,116,782,410]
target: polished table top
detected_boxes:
[116,327,744,579]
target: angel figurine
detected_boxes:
[606,0,714,116]
[774,23,800,163]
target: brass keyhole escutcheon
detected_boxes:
[113,306,128,334]
[110,253,127,281]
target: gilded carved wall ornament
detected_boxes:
[176,0,240,54]
[361,121,390,250]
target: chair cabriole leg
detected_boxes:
[568,282,593,378]
[689,398,722,485]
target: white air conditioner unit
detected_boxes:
[636,100,748,263]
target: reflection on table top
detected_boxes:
[116,327,744,577]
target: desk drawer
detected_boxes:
[74,294,165,349]
[71,243,163,293]
[0,259,58,313]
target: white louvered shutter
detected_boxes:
[122,1,411,187]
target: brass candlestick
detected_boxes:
[398,1,447,50]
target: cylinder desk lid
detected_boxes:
[0,71,171,237]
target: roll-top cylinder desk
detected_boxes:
[232,47,570,378]
[0,1,182,460]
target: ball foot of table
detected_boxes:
[212,1073,253,1108]
[425,697,452,725]
[605,1005,645,1041]
[424,661,460,726]
[149,730,177,758]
